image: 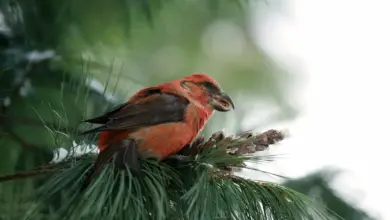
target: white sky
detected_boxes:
[248,0,390,219]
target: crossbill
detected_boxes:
[81,73,234,186]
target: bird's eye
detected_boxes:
[201,82,220,93]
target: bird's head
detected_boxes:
[179,73,235,112]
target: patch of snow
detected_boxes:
[51,148,68,163]
[50,141,98,163]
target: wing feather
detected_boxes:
[81,90,189,134]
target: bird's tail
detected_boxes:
[80,139,141,191]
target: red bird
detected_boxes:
[81,73,234,184]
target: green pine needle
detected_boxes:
[28,146,342,220]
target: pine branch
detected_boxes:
[0,154,93,182]
[178,129,285,172]
[0,169,56,182]
[0,129,284,182]
[179,129,284,157]
[0,128,340,220]
[19,128,340,220]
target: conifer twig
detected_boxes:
[0,169,57,182]
[0,129,286,182]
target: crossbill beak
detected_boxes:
[210,92,235,112]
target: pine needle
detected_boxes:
[23,129,342,220]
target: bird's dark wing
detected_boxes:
[81,89,189,134]
[82,102,129,124]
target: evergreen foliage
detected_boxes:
[2,130,341,220]
[0,0,360,219]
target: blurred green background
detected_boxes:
[0,0,373,219]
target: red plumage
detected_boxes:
[81,73,234,187]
